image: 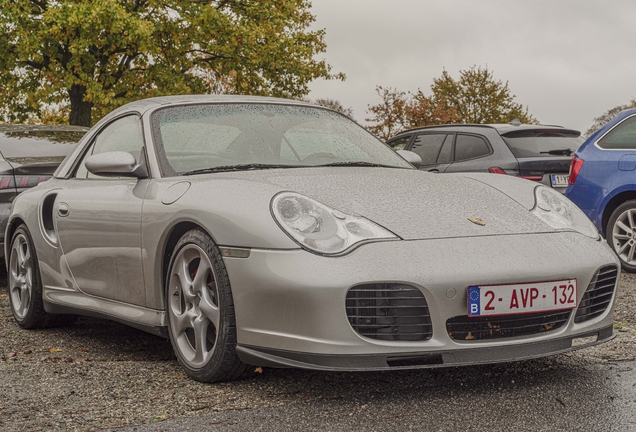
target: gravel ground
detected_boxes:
[1,272,636,432]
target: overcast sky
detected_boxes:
[307,0,636,134]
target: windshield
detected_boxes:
[151,103,412,176]
[501,129,584,158]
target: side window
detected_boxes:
[454,134,490,162]
[437,135,454,164]
[598,116,636,149]
[75,116,145,179]
[411,134,447,165]
[386,136,410,150]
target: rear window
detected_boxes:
[501,130,583,158]
[597,116,636,150]
[0,128,86,161]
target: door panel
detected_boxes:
[54,179,149,305]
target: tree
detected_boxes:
[0,0,344,126]
[586,99,636,137]
[404,90,460,129]
[311,98,355,121]
[365,86,459,139]
[431,66,537,124]
[365,86,409,140]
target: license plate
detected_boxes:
[551,174,569,186]
[467,279,577,317]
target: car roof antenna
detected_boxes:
[509,118,522,126]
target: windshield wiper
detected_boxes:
[182,163,305,176]
[539,149,573,156]
[316,161,404,169]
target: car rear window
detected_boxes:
[0,128,86,160]
[501,130,583,158]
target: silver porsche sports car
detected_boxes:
[6,95,619,382]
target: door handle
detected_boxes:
[428,169,439,173]
[57,203,70,217]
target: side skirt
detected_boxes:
[42,285,168,338]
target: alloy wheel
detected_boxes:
[168,244,220,369]
[612,208,636,265]
[9,233,33,320]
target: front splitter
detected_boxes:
[236,325,614,371]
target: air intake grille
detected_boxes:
[346,283,432,341]
[574,265,618,323]
[446,310,571,341]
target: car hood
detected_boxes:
[192,167,553,241]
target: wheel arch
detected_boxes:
[4,216,26,268]
[602,190,636,236]
[161,221,215,295]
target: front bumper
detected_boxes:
[223,232,619,369]
[237,325,614,370]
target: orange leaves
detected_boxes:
[366,66,538,140]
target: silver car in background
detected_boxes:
[6,96,619,382]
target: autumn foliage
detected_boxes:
[0,0,344,126]
[366,66,537,140]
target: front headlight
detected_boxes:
[531,186,599,239]
[271,192,398,255]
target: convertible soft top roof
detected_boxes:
[112,94,316,117]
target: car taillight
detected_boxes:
[488,167,507,174]
[0,176,13,189]
[521,175,543,181]
[568,157,584,185]
[15,176,50,188]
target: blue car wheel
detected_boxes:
[607,200,636,272]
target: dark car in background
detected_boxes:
[0,125,87,256]
[566,107,636,272]
[386,121,584,193]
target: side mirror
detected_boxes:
[396,150,422,169]
[85,151,148,178]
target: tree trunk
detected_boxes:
[68,85,93,127]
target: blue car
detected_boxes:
[566,107,636,271]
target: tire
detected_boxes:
[165,228,247,382]
[8,224,78,328]
[607,200,636,273]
